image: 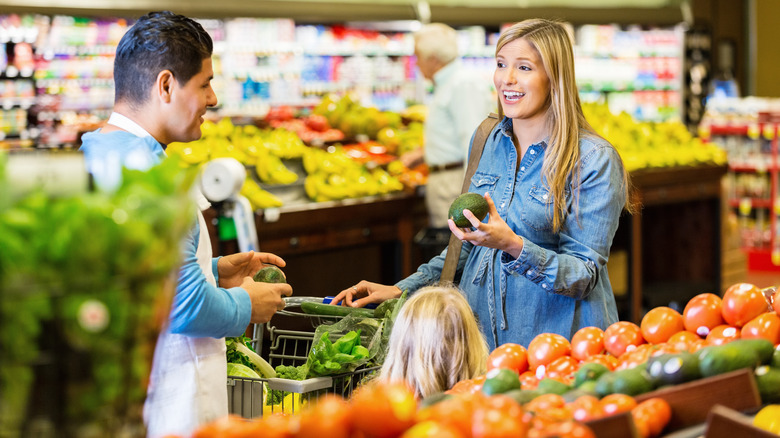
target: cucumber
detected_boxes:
[300,301,375,318]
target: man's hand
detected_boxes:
[240,276,293,324]
[218,251,286,288]
[329,280,402,308]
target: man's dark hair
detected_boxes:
[114,11,213,106]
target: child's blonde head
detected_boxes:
[378,286,488,399]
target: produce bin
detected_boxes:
[227,307,381,418]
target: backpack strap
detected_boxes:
[440,113,500,283]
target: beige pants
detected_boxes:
[425,167,466,228]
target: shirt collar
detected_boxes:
[107,112,153,139]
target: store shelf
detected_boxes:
[728,198,774,209]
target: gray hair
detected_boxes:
[413,23,458,64]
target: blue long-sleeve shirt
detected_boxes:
[80,129,251,338]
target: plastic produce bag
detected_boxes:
[305,314,384,377]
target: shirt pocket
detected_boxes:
[470,171,500,195]
[521,185,556,231]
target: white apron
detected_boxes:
[143,192,229,438]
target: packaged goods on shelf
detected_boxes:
[700,96,780,270]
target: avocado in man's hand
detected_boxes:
[253,265,286,283]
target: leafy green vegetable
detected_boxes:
[227,363,262,379]
[0,153,197,435]
[266,364,308,406]
[307,329,372,377]
[226,335,276,378]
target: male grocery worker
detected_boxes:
[79,11,292,437]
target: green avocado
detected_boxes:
[448,192,489,227]
[481,368,521,396]
[253,265,286,283]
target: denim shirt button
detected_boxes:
[530,149,536,154]
[526,269,533,276]
[542,284,548,289]
[520,166,525,171]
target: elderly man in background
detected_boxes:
[401,23,495,228]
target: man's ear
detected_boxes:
[156,70,175,104]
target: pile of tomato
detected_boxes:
[187,282,777,437]
[475,283,778,390]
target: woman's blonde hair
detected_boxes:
[378,286,488,399]
[496,19,634,231]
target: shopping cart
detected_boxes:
[227,299,382,419]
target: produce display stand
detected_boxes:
[227,308,380,419]
[704,405,777,438]
[585,411,640,438]
[581,368,763,438]
[634,368,761,431]
[616,163,729,323]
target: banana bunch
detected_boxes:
[240,177,283,210]
[303,147,403,202]
[583,102,727,172]
[254,148,298,185]
[263,129,308,159]
[400,104,427,123]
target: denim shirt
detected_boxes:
[396,116,626,350]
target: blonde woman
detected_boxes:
[334,19,632,351]
[377,286,488,399]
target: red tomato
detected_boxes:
[525,393,566,414]
[721,283,770,327]
[351,382,417,438]
[667,330,701,351]
[603,321,645,357]
[774,289,780,316]
[538,420,596,438]
[297,395,351,438]
[599,393,637,417]
[471,395,528,438]
[543,355,580,381]
[571,326,605,360]
[416,393,478,438]
[567,395,603,422]
[641,307,684,344]
[527,333,572,371]
[580,353,618,371]
[683,293,724,336]
[705,324,741,345]
[632,397,672,437]
[400,421,464,438]
[263,414,295,438]
[487,343,529,374]
[447,375,485,395]
[741,312,780,344]
[615,344,656,371]
[519,370,540,390]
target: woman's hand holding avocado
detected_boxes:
[448,192,524,259]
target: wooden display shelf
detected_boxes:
[634,368,762,433]
[617,163,729,323]
[585,411,640,438]
[705,405,777,438]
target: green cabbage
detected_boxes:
[227,363,261,379]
